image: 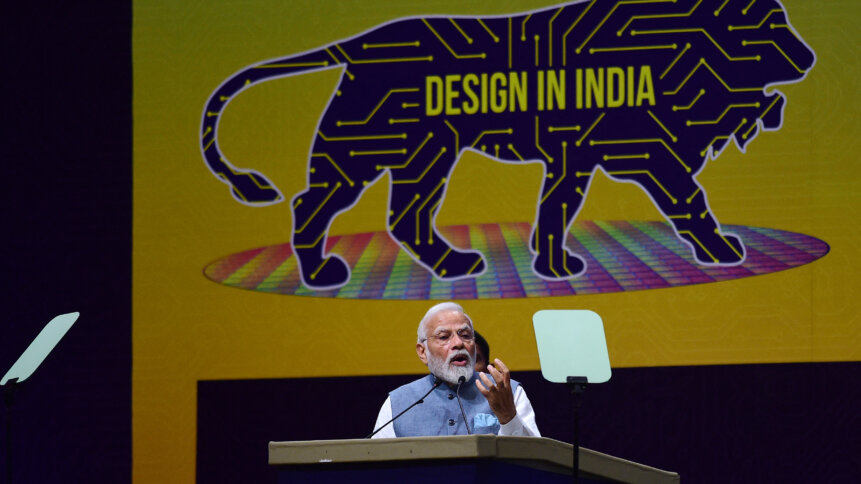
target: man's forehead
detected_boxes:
[429,309,472,330]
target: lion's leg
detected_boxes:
[291,148,378,289]
[603,159,744,265]
[530,142,588,279]
[387,135,485,281]
[667,180,744,265]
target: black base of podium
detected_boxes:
[277,459,605,484]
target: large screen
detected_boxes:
[133,0,858,480]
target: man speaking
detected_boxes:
[371,302,540,438]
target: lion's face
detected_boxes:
[722,0,815,130]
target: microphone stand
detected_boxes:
[455,376,472,434]
[367,379,441,438]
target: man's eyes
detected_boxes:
[434,331,472,341]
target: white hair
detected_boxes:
[417,301,473,343]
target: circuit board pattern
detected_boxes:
[203,222,828,299]
[200,0,815,290]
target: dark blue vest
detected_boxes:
[390,373,520,437]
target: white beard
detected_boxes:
[427,348,474,385]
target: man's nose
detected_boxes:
[450,333,466,348]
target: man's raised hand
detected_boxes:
[476,358,516,424]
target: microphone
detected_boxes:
[366,377,442,438]
[455,376,472,435]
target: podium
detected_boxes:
[269,435,679,483]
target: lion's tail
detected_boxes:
[199,48,342,206]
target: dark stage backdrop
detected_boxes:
[198,362,861,484]
[0,2,132,484]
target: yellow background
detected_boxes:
[133,0,859,481]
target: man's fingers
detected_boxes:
[493,358,511,386]
[475,377,489,395]
[494,358,511,376]
[487,364,505,388]
[478,370,494,388]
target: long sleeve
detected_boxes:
[370,396,396,439]
[498,385,541,437]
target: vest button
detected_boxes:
[448,393,455,400]
[448,419,455,426]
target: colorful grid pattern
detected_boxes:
[203,222,829,299]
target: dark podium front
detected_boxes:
[269,435,679,484]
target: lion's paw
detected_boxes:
[302,255,350,289]
[532,250,585,280]
[688,232,745,265]
[433,251,486,280]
